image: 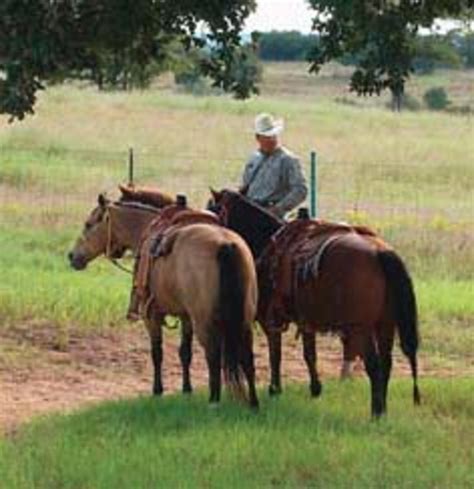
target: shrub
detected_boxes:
[423,87,451,110]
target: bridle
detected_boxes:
[103,206,133,274]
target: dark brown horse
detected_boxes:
[210,189,420,418]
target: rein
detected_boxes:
[104,207,133,274]
[109,258,133,274]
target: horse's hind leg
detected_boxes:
[179,317,193,394]
[205,332,222,405]
[376,323,395,413]
[240,328,259,409]
[362,335,385,418]
[267,330,282,396]
[302,330,322,397]
[145,312,164,396]
[340,333,354,380]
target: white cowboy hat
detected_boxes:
[254,113,284,137]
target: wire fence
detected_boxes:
[0,145,472,232]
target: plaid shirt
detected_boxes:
[242,146,308,218]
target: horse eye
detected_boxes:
[85,222,92,231]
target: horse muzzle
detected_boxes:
[68,251,88,270]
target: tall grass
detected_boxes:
[1,379,473,488]
[0,67,472,363]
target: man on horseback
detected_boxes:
[240,113,308,219]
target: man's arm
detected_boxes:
[274,156,308,216]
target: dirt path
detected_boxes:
[0,323,467,435]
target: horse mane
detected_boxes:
[114,200,162,214]
[219,189,283,258]
[118,184,175,209]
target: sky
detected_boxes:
[243,0,468,34]
[244,0,313,33]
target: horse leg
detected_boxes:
[376,323,395,414]
[302,331,322,397]
[144,312,164,396]
[362,335,385,418]
[267,330,282,396]
[240,328,259,409]
[205,332,222,405]
[179,317,193,394]
[340,333,353,380]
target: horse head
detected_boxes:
[209,188,283,258]
[68,193,127,270]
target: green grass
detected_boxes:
[0,225,130,329]
[0,64,472,364]
[1,379,473,488]
[0,222,472,363]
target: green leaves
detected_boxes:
[0,0,257,120]
[307,0,473,101]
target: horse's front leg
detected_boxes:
[267,330,282,396]
[302,330,322,397]
[179,316,193,394]
[144,310,164,396]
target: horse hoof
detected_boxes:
[310,382,322,398]
[182,386,193,395]
[371,412,385,421]
[126,311,141,322]
[268,385,282,397]
[250,402,260,412]
[153,386,163,396]
[208,402,220,410]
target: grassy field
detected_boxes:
[1,379,473,488]
[1,64,472,355]
[0,62,473,474]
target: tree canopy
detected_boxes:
[2,1,473,120]
[307,0,473,108]
[257,31,318,61]
[0,0,256,120]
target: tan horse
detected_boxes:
[69,192,260,408]
[144,222,259,407]
[68,191,198,396]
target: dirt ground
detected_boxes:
[0,322,465,435]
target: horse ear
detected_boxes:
[98,193,108,208]
[118,183,132,197]
[210,187,222,202]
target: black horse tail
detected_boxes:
[217,242,246,399]
[378,250,421,405]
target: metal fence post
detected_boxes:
[128,147,134,186]
[310,150,317,218]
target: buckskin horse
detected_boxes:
[210,189,420,418]
[68,187,197,395]
[69,188,259,408]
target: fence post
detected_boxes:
[128,147,134,186]
[310,150,317,218]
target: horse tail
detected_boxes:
[217,242,246,399]
[378,250,421,405]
